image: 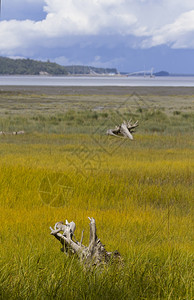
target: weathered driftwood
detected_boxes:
[0,130,25,135]
[107,120,138,140]
[13,130,25,135]
[50,217,121,266]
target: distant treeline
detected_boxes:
[64,65,118,75]
[120,70,170,76]
[154,71,169,76]
[0,57,118,75]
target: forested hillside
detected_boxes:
[0,57,118,75]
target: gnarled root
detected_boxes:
[50,217,121,267]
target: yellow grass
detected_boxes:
[0,133,193,299]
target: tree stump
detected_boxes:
[50,217,121,267]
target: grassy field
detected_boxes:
[0,88,193,299]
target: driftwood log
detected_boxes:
[0,130,25,135]
[50,217,121,267]
[107,120,138,140]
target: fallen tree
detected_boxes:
[50,217,121,267]
[107,120,138,140]
[0,130,25,135]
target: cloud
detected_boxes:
[1,0,194,59]
[0,0,140,55]
[142,10,194,48]
[41,0,139,36]
[54,54,125,69]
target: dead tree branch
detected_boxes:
[107,120,138,140]
[50,217,121,267]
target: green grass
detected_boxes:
[0,91,193,299]
[0,108,193,135]
[0,90,193,135]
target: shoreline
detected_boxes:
[1,85,194,96]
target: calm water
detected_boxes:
[0,75,194,87]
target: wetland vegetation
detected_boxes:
[0,87,193,299]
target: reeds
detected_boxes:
[0,132,193,299]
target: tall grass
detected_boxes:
[0,90,193,298]
[0,109,193,135]
[0,132,193,299]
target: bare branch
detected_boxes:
[50,217,121,267]
[107,120,138,140]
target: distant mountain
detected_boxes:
[154,71,169,76]
[0,57,118,75]
[120,70,170,76]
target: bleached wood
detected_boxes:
[50,217,121,267]
[107,120,138,140]
[0,130,25,135]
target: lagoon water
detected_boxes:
[0,75,194,87]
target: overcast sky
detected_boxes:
[1,0,194,73]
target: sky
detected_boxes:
[1,0,194,73]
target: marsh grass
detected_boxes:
[0,91,193,135]
[0,132,193,299]
[0,91,193,299]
